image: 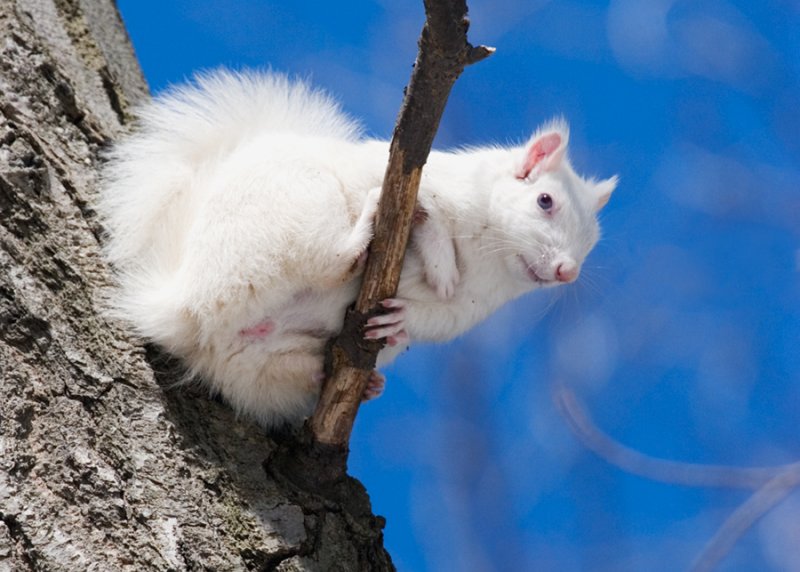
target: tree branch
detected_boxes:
[689,464,800,572]
[555,386,800,572]
[554,385,796,489]
[308,1,492,458]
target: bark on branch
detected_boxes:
[307,0,493,466]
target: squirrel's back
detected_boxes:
[99,69,362,268]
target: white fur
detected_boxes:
[99,69,616,427]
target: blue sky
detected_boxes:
[117,1,800,570]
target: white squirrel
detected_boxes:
[99,70,617,427]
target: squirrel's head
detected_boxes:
[488,121,617,288]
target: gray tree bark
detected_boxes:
[0,1,392,570]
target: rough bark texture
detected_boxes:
[0,1,392,570]
[309,0,492,458]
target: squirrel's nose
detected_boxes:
[555,261,579,283]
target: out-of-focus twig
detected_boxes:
[554,385,800,572]
[554,386,795,489]
[690,463,800,572]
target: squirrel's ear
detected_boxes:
[593,175,618,211]
[516,124,568,180]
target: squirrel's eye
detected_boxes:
[537,193,553,211]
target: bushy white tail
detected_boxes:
[98,69,362,269]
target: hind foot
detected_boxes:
[362,370,385,401]
[312,369,386,402]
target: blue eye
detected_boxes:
[537,193,553,211]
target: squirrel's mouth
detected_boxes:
[518,255,551,284]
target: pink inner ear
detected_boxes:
[517,132,562,180]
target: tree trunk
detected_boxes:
[0,1,392,570]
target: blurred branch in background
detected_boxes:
[690,465,800,572]
[554,386,800,571]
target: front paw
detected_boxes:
[339,187,381,282]
[415,224,460,300]
[364,298,409,346]
[355,186,381,247]
[341,249,368,283]
[426,264,460,300]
